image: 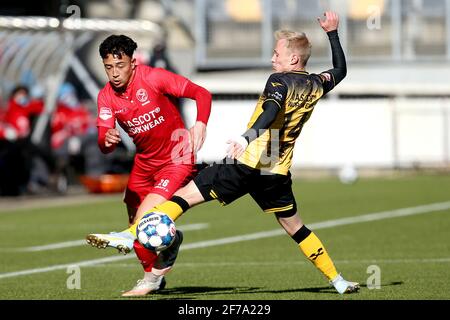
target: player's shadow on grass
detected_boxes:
[128,281,404,299]
[147,286,263,300]
[262,281,404,295]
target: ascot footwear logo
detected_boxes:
[136,88,149,103]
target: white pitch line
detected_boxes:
[19,223,209,252]
[0,200,449,280]
[0,255,130,279]
[20,240,87,252]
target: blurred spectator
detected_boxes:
[51,83,95,152]
[0,85,44,196]
[149,40,183,110]
[0,86,43,141]
[149,40,177,74]
[49,83,107,191]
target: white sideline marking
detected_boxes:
[0,200,449,280]
[0,256,129,279]
[19,223,210,252]
[21,240,87,252]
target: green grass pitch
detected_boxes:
[0,174,449,300]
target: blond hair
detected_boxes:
[274,30,312,66]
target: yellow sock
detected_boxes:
[127,221,139,237]
[126,200,185,237]
[299,232,339,281]
[153,200,185,221]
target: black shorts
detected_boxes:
[193,159,297,216]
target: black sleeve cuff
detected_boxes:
[327,30,339,39]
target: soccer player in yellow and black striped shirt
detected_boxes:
[87,11,359,294]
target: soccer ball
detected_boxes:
[136,212,177,252]
[338,164,358,185]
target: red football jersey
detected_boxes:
[97,65,192,165]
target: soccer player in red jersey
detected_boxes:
[86,35,212,296]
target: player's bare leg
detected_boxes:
[134,193,166,225]
[276,213,359,294]
[172,181,206,210]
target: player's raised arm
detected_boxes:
[317,11,347,92]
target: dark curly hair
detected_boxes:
[99,35,137,59]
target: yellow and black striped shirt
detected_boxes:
[238,70,334,175]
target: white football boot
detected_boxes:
[121,230,184,296]
[86,231,134,255]
[331,274,360,294]
[122,276,166,297]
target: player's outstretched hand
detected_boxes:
[189,121,207,153]
[105,128,121,147]
[226,136,248,160]
[317,11,339,32]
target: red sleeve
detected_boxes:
[96,90,115,128]
[96,90,116,153]
[182,81,212,125]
